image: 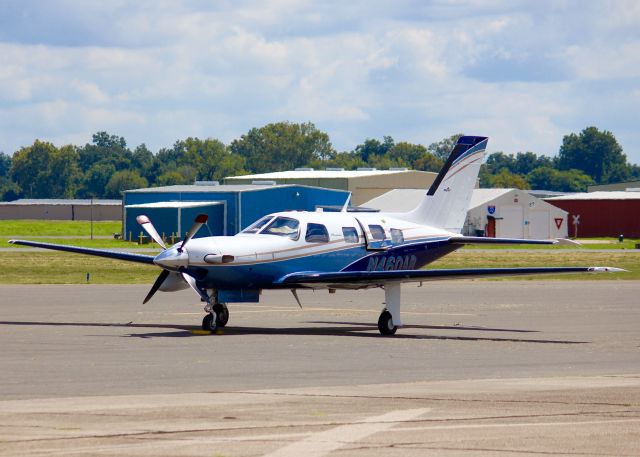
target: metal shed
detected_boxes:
[124,201,225,242]
[123,183,349,239]
[224,169,437,206]
[0,199,122,221]
[545,191,640,237]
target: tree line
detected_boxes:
[0,123,637,200]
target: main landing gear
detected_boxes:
[202,292,229,332]
[378,283,402,336]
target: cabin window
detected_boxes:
[390,228,404,244]
[241,215,273,234]
[262,217,300,239]
[305,223,330,243]
[368,224,386,241]
[342,226,359,243]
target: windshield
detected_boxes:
[241,216,274,234]
[261,216,300,239]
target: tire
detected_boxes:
[377,309,397,335]
[202,313,217,332]
[214,304,229,327]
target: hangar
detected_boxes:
[0,199,121,221]
[123,183,349,241]
[224,169,437,206]
[545,191,640,237]
[364,188,568,238]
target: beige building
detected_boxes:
[0,199,122,221]
[587,180,640,192]
[225,169,437,206]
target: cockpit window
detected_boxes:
[241,216,273,234]
[261,217,300,239]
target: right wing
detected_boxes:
[276,266,627,289]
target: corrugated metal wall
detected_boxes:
[545,200,640,237]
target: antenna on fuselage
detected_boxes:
[340,193,352,213]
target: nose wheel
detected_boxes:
[202,303,229,331]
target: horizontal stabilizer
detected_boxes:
[449,236,556,245]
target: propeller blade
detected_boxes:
[143,269,170,304]
[136,215,167,250]
[181,271,209,302]
[179,214,208,252]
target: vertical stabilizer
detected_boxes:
[401,136,488,232]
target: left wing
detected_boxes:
[8,239,156,265]
[276,266,626,289]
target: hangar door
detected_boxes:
[529,210,550,239]
[497,205,523,238]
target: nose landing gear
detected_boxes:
[202,298,229,332]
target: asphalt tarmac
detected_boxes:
[1,281,639,456]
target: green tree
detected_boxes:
[354,136,395,162]
[104,170,148,198]
[557,127,630,184]
[427,133,464,161]
[0,152,11,178]
[78,131,132,173]
[183,137,245,181]
[527,167,593,192]
[48,145,82,198]
[486,169,529,189]
[79,163,116,198]
[230,122,334,173]
[10,140,56,198]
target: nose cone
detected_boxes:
[153,247,189,269]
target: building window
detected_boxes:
[342,226,359,243]
[305,223,329,243]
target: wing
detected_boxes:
[8,239,156,265]
[276,266,626,289]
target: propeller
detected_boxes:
[179,214,208,252]
[143,269,170,304]
[136,213,209,304]
[136,215,167,250]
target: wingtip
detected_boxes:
[588,266,629,273]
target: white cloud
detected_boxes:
[0,1,639,165]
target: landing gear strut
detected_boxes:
[202,291,229,331]
[378,283,402,336]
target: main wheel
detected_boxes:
[377,309,397,335]
[214,304,229,327]
[202,312,218,332]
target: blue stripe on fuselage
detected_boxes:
[196,237,459,289]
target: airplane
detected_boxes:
[9,136,625,335]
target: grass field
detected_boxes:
[0,220,122,237]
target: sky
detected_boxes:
[1,0,639,164]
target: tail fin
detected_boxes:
[401,135,488,232]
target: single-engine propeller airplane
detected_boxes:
[10,136,625,335]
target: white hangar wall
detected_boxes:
[464,189,568,238]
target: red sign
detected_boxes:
[554,218,564,229]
